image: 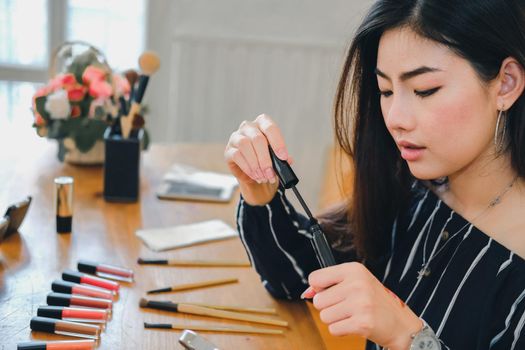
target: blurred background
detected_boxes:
[0,0,373,207]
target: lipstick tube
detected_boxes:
[54,176,73,234]
[78,260,134,282]
[17,340,95,350]
[62,269,120,292]
[47,292,113,311]
[30,316,101,340]
[37,305,108,324]
[52,279,116,300]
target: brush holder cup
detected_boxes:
[103,127,144,202]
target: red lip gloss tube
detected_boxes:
[30,316,101,340]
[37,305,108,324]
[52,279,116,300]
[62,269,120,292]
[78,260,134,282]
[17,340,95,350]
[47,292,113,311]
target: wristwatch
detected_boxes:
[410,323,441,350]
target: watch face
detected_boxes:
[412,333,441,350]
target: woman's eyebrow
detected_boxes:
[375,66,442,82]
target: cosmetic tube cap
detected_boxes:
[52,280,75,294]
[30,316,57,333]
[77,260,97,274]
[62,269,83,283]
[37,306,64,319]
[47,292,72,307]
[17,342,46,350]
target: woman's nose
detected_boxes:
[383,95,416,132]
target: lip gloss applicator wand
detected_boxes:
[269,147,336,268]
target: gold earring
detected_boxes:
[494,108,508,153]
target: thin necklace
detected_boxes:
[417,175,518,280]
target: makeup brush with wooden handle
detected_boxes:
[144,322,284,335]
[120,51,160,139]
[139,298,288,327]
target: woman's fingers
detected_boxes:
[226,114,290,184]
[255,114,289,160]
[319,299,354,325]
[229,130,264,182]
[241,124,276,183]
[224,146,257,182]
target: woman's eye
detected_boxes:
[414,87,441,98]
[379,90,393,97]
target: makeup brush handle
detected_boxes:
[269,147,298,189]
[134,75,150,104]
[178,304,288,327]
[121,102,140,139]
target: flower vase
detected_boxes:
[59,137,105,165]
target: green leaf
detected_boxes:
[72,119,107,152]
[34,96,51,121]
[142,128,150,150]
[57,139,66,162]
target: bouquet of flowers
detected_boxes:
[32,44,132,162]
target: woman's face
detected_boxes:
[377,26,499,180]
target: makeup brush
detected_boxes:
[139,298,288,327]
[124,69,139,106]
[120,51,160,138]
[147,277,238,294]
[269,147,336,268]
[181,302,277,315]
[138,257,251,267]
[144,322,284,335]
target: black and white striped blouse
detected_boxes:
[236,181,525,349]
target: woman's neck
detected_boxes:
[440,152,517,220]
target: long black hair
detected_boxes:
[323,0,525,262]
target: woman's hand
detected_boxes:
[224,114,292,206]
[302,262,423,350]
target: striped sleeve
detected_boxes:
[484,266,525,350]
[235,188,321,299]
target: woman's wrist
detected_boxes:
[387,313,424,350]
[239,182,279,206]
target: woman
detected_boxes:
[224,1,525,349]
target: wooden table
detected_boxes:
[0,142,326,349]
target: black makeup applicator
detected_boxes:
[269,147,336,267]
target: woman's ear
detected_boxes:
[497,57,525,109]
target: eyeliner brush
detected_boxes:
[269,147,336,268]
[138,258,250,267]
[147,277,238,294]
[144,322,284,335]
[139,299,288,327]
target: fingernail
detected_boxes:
[300,287,316,299]
[255,169,264,180]
[264,168,275,179]
[277,148,288,160]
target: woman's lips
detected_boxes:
[398,141,426,161]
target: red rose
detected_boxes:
[71,105,82,118]
[67,84,86,101]
[60,73,77,86]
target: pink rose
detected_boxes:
[112,74,130,97]
[82,65,107,85]
[88,79,112,99]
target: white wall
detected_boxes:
[145,0,374,208]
